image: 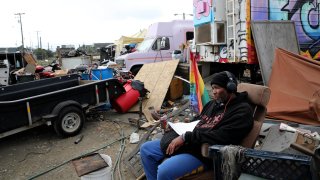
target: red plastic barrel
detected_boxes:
[111,82,140,113]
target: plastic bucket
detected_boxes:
[80,154,112,180]
[111,82,140,113]
[92,69,113,80]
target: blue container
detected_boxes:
[81,73,90,80]
[92,68,113,80]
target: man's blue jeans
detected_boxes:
[140,140,204,180]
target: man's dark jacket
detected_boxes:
[179,92,253,163]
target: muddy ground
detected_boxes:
[0,110,150,180]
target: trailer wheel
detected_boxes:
[54,106,85,137]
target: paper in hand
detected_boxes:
[168,120,200,135]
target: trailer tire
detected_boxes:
[54,106,85,137]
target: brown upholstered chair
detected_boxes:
[181,83,271,180]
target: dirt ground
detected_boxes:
[0,110,149,180]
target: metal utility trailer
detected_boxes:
[0,74,125,139]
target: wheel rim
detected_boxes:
[61,112,81,133]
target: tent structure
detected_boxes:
[114,29,147,57]
[267,48,320,125]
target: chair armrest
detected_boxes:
[201,143,210,158]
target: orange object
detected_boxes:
[267,48,320,125]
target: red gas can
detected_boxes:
[111,82,140,113]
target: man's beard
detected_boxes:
[216,94,229,104]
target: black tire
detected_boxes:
[130,66,142,76]
[53,106,85,137]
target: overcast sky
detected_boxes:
[0,0,193,50]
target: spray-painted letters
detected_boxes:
[252,0,320,59]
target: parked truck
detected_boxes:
[115,20,194,74]
[192,0,320,82]
[0,74,125,139]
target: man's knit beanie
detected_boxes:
[210,71,237,90]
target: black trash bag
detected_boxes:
[130,80,149,97]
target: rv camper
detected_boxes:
[115,20,194,74]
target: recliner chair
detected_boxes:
[181,83,271,179]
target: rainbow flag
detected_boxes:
[189,51,210,114]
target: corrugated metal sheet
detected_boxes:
[0,47,21,54]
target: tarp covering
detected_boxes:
[114,29,147,57]
[267,48,320,125]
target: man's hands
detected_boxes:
[166,136,184,155]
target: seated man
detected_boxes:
[140,71,253,180]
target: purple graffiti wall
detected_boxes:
[251,0,320,59]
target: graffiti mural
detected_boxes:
[236,0,248,62]
[192,0,320,63]
[226,0,252,63]
[251,0,320,60]
[219,46,228,63]
[193,0,213,26]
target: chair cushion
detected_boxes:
[237,83,271,107]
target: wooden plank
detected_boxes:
[72,153,108,177]
[251,21,300,86]
[142,108,152,123]
[123,122,160,178]
[23,53,37,65]
[129,60,180,122]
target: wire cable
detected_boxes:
[27,124,133,180]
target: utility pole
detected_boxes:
[36,31,40,49]
[40,37,42,49]
[174,13,193,20]
[15,13,25,51]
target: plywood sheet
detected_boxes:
[251,21,300,86]
[23,53,37,65]
[129,60,180,122]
